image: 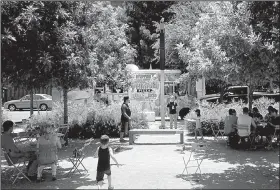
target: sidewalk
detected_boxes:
[1,120,279,189]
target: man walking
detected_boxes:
[120,96,131,142]
[167,95,178,129]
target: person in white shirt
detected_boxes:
[237,107,256,147]
[237,107,257,130]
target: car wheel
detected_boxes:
[40,104,48,111]
[8,104,16,111]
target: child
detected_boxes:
[94,135,119,190]
[194,109,204,140]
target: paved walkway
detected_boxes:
[1,121,279,189]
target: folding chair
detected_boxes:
[67,138,94,176]
[237,124,255,149]
[182,143,207,179]
[1,148,31,184]
[210,123,220,140]
[57,124,69,146]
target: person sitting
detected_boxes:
[259,108,280,149]
[252,107,263,122]
[224,109,238,135]
[36,123,62,182]
[264,106,274,123]
[224,109,239,147]
[1,120,38,180]
[237,107,257,148]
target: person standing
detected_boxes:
[94,135,119,190]
[194,109,204,140]
[120,96,131,142]
[167,96,178,129]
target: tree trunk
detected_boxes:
[63,87,68,124]
[219,84,224,103]
[30,89,34,116]
[248,85,254,112]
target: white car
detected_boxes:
[3,94,52,111]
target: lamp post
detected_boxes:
[160,19,165,128]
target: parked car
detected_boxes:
[201,86,280,103]
[3,94,52,111]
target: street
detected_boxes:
[2,109,52,123]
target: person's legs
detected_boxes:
[194,128,198,140]
[37,165,45,180]
[170,114,174,129]
[124,122,129,137]
[64,133,69,146]
[51,163,57,180]
[105,170,113,189]
[96,171,104,189]
[199,128,203,139]
[27,159,38,177]
[120,121,125,141]
[174,114,178,129]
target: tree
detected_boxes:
[2,1,91,120]
[164,1,272,109]
[250,1,280,110]
[125,1,175,69]
[79,1,136,90]
[2,1,57,115]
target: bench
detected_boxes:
[129,129,185,145]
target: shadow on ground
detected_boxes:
[175,137,279,189]
[1,138,133,189]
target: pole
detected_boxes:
[160,19,165,128]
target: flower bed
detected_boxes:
[185,97,278,136]
[29,99,148,139]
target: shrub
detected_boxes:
[184,97,278,136]
[64,99,149,139]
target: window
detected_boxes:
[21,95,30,101]
[43,94,52,99]
[34,95,44,100]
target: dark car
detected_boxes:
[201,86,280,103]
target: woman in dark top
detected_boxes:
[120,96,131,142]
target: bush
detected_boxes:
[185,97,278,136]
[36,99,149,139]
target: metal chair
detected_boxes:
[67,138,94,176]
[1,148,31,184]
[211,123,225,140]
[182,142,207,179]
